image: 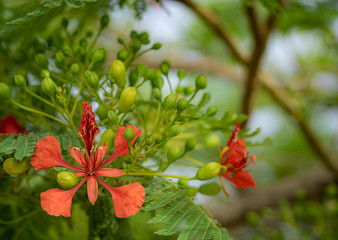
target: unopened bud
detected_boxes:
[169,125,181,137]
[56,52,66,63]
[178,179,189,187]
[96,104,108,120]
[118,87,137,113]
[57,171,79,188]
[108,111,118,123]
[167,144,181,163]
[35,53,49,68]
[42,78,57,96]
[14,75,26,87]
[99,129,116,151]
[117,49,129,61]
[136,64,147,76]
[163,94,177,110]
[195,75,207,90]
[144,69,155,81]
[177,69,185,79]
[198,182,221,195]
[186,187,198,196]
[85,71,99,89]
[185,138,197,152]
[139,32,150,44]
[70,63,80,75]
[196,162,221,180]
[3,158,30,175]
[151,43,162,50]
[183,86,195,96]
[41,69,50,78]
[129,69,139,86]
[90,48,105,65]
[204,133,220,148]
[160,62,169,76]
[207,105,218,116]
[177,98,188,112]
[124,128,135,143]
[151,76,164,89]
[117,37,124,44]
[132,39,141,52]
[191,113,202,120]
[100,14,110,28]
[110,60,126,88]
[153,89,161,101]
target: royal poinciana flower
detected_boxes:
[0,115,25,134]
[218,123,256,197]
[31,102,145,218]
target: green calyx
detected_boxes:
[196,162,221,180]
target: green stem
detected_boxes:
[188,90,198,103]
[165,75,173,93]
[24,88,54,108]
[127,172,192,180]
[0,209,40,225]
[70,81,84,119]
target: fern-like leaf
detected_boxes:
[14,133,39,161]
[143,178,232,240]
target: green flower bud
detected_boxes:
[177,69,185,79]
[124,128,135,143]
[177,98,188,112]
[169,125,181,137]
[144,69,155,80]
[0,83,11,99]
[207,105,218,116]
[100,14,110,28]
[196,162,221,180]
[153,89,162,101]
[110,60,126,88]
[145,138,154,146]
[129,69,139,86]
[136,63,147,76]
[203,133,221,148]
[57,171,79,188]
[195,75,207,90]
[41,69,50,78]
[130,30,138,39]
[85,71,99,89]
[186,187,198,196]
[3,158,30,175]
[117,37,124,44]
[117,49,129,61]
[56,52,66,63]
[90,48,106,65]
[151,76,164,89]
[139,32,150,44]
[151,43,162,50]
[99,129,116,151]
[183,86,195,96]
[14,75,26,87]
[178,179,189,187]
[176,86,184,93]
[108,111,118,123]
[132,39,141,52]
[118,87,137,113]
[96,104,108,120]
[167,144,181,163]
[191,113,202,120]
[70,63,80,75]
[160,62,169,76]
[42,78,57,96]
[163,94,177,110]
[198,182,221,196]
[185,138,197,152]
[35,53,49,68]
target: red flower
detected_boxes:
[0,116,25,134]
[218,123,256,197]
[31,102,145,218]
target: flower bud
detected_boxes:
[136,63,147,76]
[176,86,184,93]
[196,162,221,180]
[100,14,110,28]
[110,60,126,88]
[96,104,108,120]
[151,43,162,50]
[56,52,66,63]
[203,133,220,148]
[177,98,188,112]
[90,48,106,65]
[198,182,221,196]
[177,69,185,79]
[178,179,189,187]
[118,87,137,113]
[139,32,150,44]
[186,187,198,196]
[183,86,195,96]
[144,69,155,81]
[42,78,57,96]
[124,128,135,143]
[185,138,197,152]
[129,69,139,86]
[3,158,30,175]
[207,105,218,116]
[117,49,129,61]
[35,53,49,68]
[108,111,118,123]
[85,71,99,89]
[57,171,79,188]
[167,144,181,163]
[160,62,169,76]
[195,75,207,90]
[70,63,80,75]
[163,94,177,110]
[99,128,116,151]
[191,113,202,120]
[117,37,124,44]
[132,39,141,52]
[14,75,26,87]
[41,69,50,78]
[151,76,164,89]
[169,125,181,137]
[153,89,161,101]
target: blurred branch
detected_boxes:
[208,167,336,227]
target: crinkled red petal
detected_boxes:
[95,175,145,218]
[93,143,107,169]
[87,176,98,205]
[221,169,256,188]
[222,138,246,166]
[0,116,24,134]
[40,177,87,217]
[79,102,99,155]
[101,125,142,168]
[31,136,83,171]
[96,168,125,178]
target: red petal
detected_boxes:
[40,177,87,217]
[95,176,145,218]
[79,102,99,155]
[74,172,87,177]
[93,143,107,168]
[226,123,240,146]
[221,170,256,188]
[31,136,83,171]
[222,138,246,166]
[96,168,125,178]
[0,116,23,134]
[69,146,87,169]
[87,176,98,205]
[100,125,142,168]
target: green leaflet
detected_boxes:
[143,178,232,240]
[0,135,16,155]
[65,0,97,8]
[14,133,39,161]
